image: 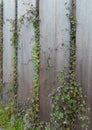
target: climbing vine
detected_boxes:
[49,1,90,130]
[32,6,40,111]
[24,5,41,129]
[13,0,18,97]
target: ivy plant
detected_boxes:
[49,2,90,130]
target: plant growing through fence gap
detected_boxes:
[23,2,42,129]
[0,0,3,99]
[31,5,40,122]
[13,0,18,99]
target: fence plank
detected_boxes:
[0,0,3,97]
[3,0,16,103]
[39,0,71,121]
[76,0,92,129]
[17,0,36,104]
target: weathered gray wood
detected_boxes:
[76,0,92,129]
[39,0,71,121]
[0,0,3,97]
[3,0,15,103]
[17,0,36,104]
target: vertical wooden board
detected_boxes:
[3,0,15,103]
[39,0,71,121]
[0,0,3,95]
[76,0,92,129]
[17,0,36,104]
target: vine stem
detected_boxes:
[12,0,18,102]
[69,0,76,75]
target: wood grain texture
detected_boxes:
[3,0,15,103]
[76,0,92,129]
[0,0,3,97]
[39,0,71,121]
[17,0,36,104]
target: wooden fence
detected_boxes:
[0,0,92,129]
